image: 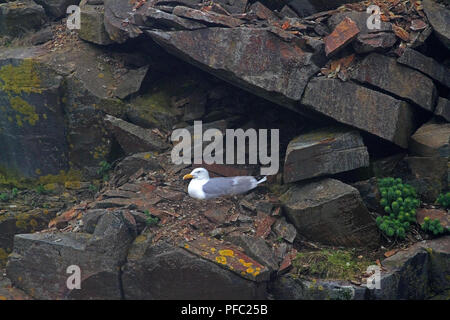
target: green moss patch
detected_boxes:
[292,250,373,281]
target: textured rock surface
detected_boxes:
[147,27,320,110]
[6,210,136,299]
[301,78,416,148]
[351,53,437,112]
[122,235,268,299]
[328,11,395,53]
[0,48,68,179]
[284,127,369,183]
[35,0,80,18]
[423,0,450,49]
[409,120,450,158]
[281,178,378,247]
[397,48,450,88]
[0,1,46,37]
[79,4,113,45]
[104,115,170,154]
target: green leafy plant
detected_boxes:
[97,161,112,182]
[11,187,18,198]
[35,184,47,195]
[88,184,98,193]
[436,192,450,209]
[376,177,420,240]
[144,210,159,226]
[0,193,9,202]
[421,217,446,235]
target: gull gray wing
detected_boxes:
[202,176,258,198]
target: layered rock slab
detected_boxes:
[351,53,437,112]
[280,178,378,247]
[122,233,268,299]
[300,78,416,148]
[0,48,68,179]
[284,127,369,183]
[6,210,136,299]
[147,27,320,110]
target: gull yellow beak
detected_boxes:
[183,174,194,180]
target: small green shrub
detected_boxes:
[376,177,420,240]
[436,192,450,209]
[421,217,446,235]
[144,210,159,226]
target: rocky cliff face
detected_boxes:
[0,0,449,300]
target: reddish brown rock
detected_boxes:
[417,208,449,229]
[324,17,360,56]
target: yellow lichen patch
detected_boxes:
[239,259,253,268]
[29,219,38,229]
[9,96,39,126]
[0,248,9,267]
[134,234,147,244]
[215,256,227,265]
[37,169,82,186]
[0,59,42,94]
[184,244,190,249]
[246,267,254,274]
[64,181,81,190]
[210,247,216,253]
[219,249,234,257]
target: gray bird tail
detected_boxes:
[256,176,267,185]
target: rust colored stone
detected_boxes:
[324,17,360,56]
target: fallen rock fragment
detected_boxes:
[280,178,378,247]
[0,1,47,37]
[104,115,170,154]
[283,126,369,183]
[324,17,360,56]
[409,120,450,158]
[79,4,114,45]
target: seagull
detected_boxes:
[183,168,267,200]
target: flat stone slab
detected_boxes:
[122,236,267,299]
[104,115,169,154]
[351,53,437,112]
[284,127,369,183]
[397,48,450,88]
[147,27,320,110]
[280,178,378,247]
[409,120,450,158]
[300,78,416,148]
[184,236,270,282]
[324,17,360,56]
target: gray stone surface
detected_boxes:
[281,178,379,247]
[423,0,450,49]
[0,1,46,37]
[351,53,437,112]
[104,115,169,155]
[147,27,320,111]
[6,211,136,299]
[409,120,450,158]
[300,78,416,148]
[284,127,369,183]
[121,236,268,299]
[79,4,114,45]
[397,48,450,88]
